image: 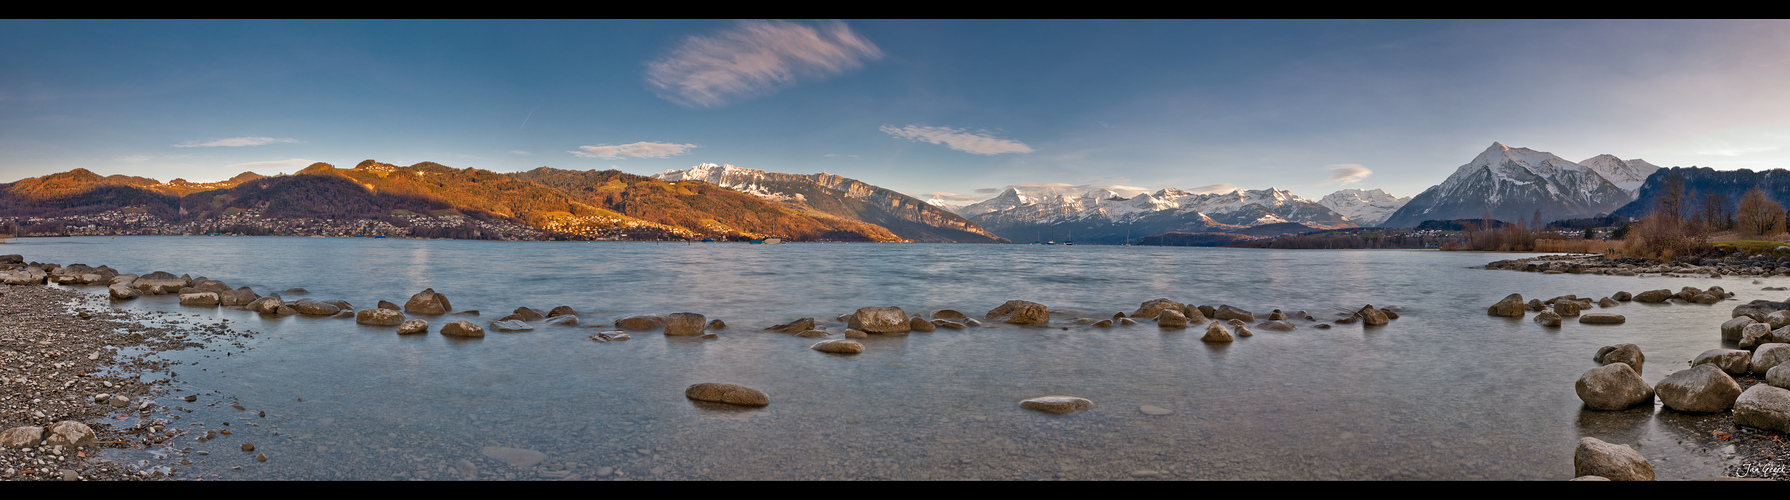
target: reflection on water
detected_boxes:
[10,236,1772,479]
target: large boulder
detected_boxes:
[1213,305,1255,323]
[1595,344,1645,375]
[1573,437,1654,481]
[1201,322,1234,343]
[1770,365,1790,389]
[1692,349,1754,376]
[849,307,913,333]
[1487,293,1526,317]
[1579,313,1626,325]
[440,320,485,338]
[0,426,43,448]
[985,300,1050,326]
[1733,384,1790,434]
[766,317,816,333]
[403,288,452,315]
[44,420,96,448]
[615,314,667,330]
[1723,317,1760,342]
[219,287,259,307]
[809,339,864,354]
[131,271,189,293]
[1767,310,1790,330]
[1633,289,1675,303]
[1131,299,1185,319]
[1752,344,1790,375]
[1655,364,1743,413]
[356,308,406,326]
[1576,363,1655,410]
[1018,396,1094,414]
[684,383,769,407]
[663,312,707,336]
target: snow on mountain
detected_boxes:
[1380,142,1633,228]
[1316,188,1411,227]
[963,184,1354,231]
[1577,154,1660,197]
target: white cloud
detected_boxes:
[1186,183,1240,194]
[922,192,983,202]
[1320,164,1372,185]
[115,154,150,163]
[509,150,531,156]
[570,142,699,160]
[224,158,315,171]
[173,137,300,148]
[880,125,1033,155]
[645,20,882,108]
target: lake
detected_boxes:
[8,236,1765,480]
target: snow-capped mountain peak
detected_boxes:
[1577,154,1660,197]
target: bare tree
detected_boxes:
[1737,187,1786,239]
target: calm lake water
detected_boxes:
[10,236,1773,480]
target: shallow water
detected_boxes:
[11,236,1776,480]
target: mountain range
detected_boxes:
[1379,142,1656,228]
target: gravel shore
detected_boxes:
[0,283,251,481]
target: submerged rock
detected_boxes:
[809,339,864,354]
[1356,305,1388,326]
[849,307,912,334]
[684,383,769,407]
[1633,289,1674,304]
[1155,309,1188,328]
[985,300,1050,326]
[397,319,429,335]
[356,308,405,326]
[403,288,452,315]
[1535,310,1562,327]
[1201,322,1234,343]
[663,312,707,336]
[1257,320,1296,331]
[548,306,577,318]
[908,316,936,332]
[1019,396,1093,414]
[1487,294,1525,317]
[1213,305,1255,322]
[491,319,533,332]
[1579,313,1626,325]
[615,314,667,331]
[1131,299,1185,320]
[932,310,968,320]
[766,317,816,333]
[544,315,579,327]
[440,320,485,338]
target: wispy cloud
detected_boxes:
[880,125,1033,155]
[922,192,983,202]
[115,154,150,163]
[509,150,531,156]
[646,20,882,108]
[173,137,300,148]
[1320,164,1372,185]
[824,153,858,159]
[570,142,699,160]
[1186,183,1240,194]
[225,159,315,172]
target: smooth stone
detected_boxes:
[1019,396,1093,414]
[1576,363,1655,410]
[1130,299,1185,320]
[0,426,44,448]
[1092,319,1114,328]
[931,320,966,330]
[544,315,579,327]
[848,306,912,333]
[1741,324,1774,350]
[1155,309,1188,328]
[1752,343,1790,374]
[510,307,546,321]
[547,305,577,318]
[1574,437,1654,481]
[1656,364,1743,413]
[908,316,936,332]
[1487,293,1525,317]
[843,328,868,338]
[1579,313,1626,325]
[1692,349,1754,376]
[1595,343,1645,375]
[1256,320,1296,331]
[809,339,864,354]
[706,319,726,330]
[1118,318,1138,326]
[1201,322,1234,343]
[377,300,401,311]
[1733,384,1790,434]
[1213,305,1255,322]
[1722,317,1758,342]
[1769,364,1790,389]
[684,383,769,407]
[796,329,831,338]
[931,310,967,320]
[615,314,667,330]
[1139,405,1173,416]
[491,319,533,332]
[1535,310,1562,327]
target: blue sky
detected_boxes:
[4,19,1789,203]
